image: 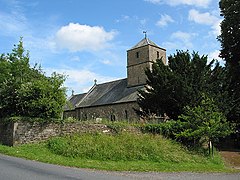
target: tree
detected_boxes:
[218,0,240,123]
[137,50,228,120]
[175,94,232,156]
[0,38,66,119]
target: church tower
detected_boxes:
[127,36,166,87]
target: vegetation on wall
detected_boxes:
[0,38,66,120]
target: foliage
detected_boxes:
[0,116,63,124]
[63,117,78,123]
[142,94,233,156]
[105,121,130,133]
[0,38,66,119]
[218,0,240,123]
[0,135,229,172]
[175,94,232,155]
[47,132,215,163]
[137,51,228,120]
[142,121,179,139]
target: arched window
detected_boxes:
[110,114,116,121]
[125,110,128,120]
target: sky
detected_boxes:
[0,0,223,96]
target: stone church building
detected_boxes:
[63,37,166,121]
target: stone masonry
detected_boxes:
[0,121,140,146]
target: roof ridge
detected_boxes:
[146,37,150,45]
[128,38,160,50]
[96,78,127,86]
[75,84,96,107]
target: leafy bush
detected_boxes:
[0,116,63,124]
[142,121,180,138]
[175,94,232,156]
[105,121,130,133]
[0,38,66,119]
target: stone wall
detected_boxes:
[149,45,166,64]
[0,121,140,146]
[127,44,166,87]
[63,102,140,122]
[127,45,150,87]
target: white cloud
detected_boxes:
[171,31,196,49]
[171,31,192,39]
[101,59,112,65]
[169,0,211,7]
[156,14,174,27]
[188,9,222,36]
[70,56,81,62]
[208,50,219,60]
[115,15,148,27]
[162,42,179,51]
[210,20,222,36]
[163,31,196,52]
[208,50,225,66]
[64,69,115,86]
[0,9,27,36]
[189,9,218,25]
[54,23,117,52]
[115,15,130,23]
[145,0,212,8]
[46,68,118,94]
[145,0,162,4]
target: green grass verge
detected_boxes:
[0,133,235,172]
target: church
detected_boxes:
[63,36,166,121]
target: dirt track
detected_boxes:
[220,150,240,169]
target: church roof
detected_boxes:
[63,93,87,110]
[64,78,144,110]
[129,37,161,50]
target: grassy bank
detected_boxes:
[0,132,233,172]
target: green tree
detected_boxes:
[175,94,232,156]
[137,51,228,120]
[218,0,240,123]
[0,39,66,119]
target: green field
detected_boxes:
[0,132,234,172]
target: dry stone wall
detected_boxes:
[0,121,140,146]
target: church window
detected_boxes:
[136,52,139,58]
[110,114,116,121]
[125,110,128,119]
[82,113,87,121]
[157,51,160,59]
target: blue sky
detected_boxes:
[0,0,222,96]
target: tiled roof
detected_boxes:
[64,78,144,110]
[63,93,86,110]
[129,38,161,50]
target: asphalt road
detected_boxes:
[0,154,239,180]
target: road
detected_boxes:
[0,154,239,180]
